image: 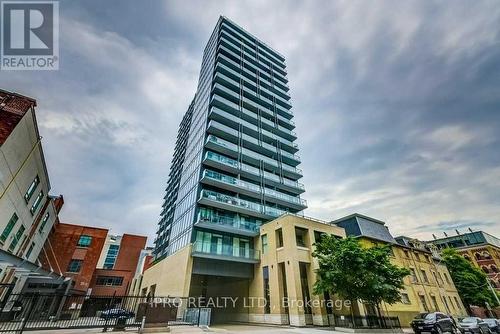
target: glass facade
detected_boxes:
[154,16,306,260]
[103,244,120,269]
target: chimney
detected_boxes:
[443,232,448,237]
[468,228,473,233]
[456,229,460,235]
[432,234,437,240]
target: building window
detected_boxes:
[77,235,92,247]
[276,228,284,248]
[431,295,439,311]
[314,231,326,244]
[432,271,439,285]
[299,262,312,314]
[26,242,35,259]
[295,227,307,247]
[8,225,25,252]
[419,295,429,312]
[96,276,124,286]
[409,268,418,283]
[263,266,270,314]
[1,213,18,243]
[403,249,410,258]
[453,296,460,309]
[261,234,268,254]
[38,212,50,233]
[67,259,83,273]
[401,293,411,304]
[103,244,120,269]
[444,273,451,284]
[30,191,44,215]
[24,176,40,203]
[420,269,429,283]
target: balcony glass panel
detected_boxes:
[205,151,239,169]
[192,240,260,261]
[282,163,303,175]
[200,189,262,212]
[207,135,238,152]
[282,178,305,190]
[200,189,287,218]
[203,169,261,193]
[197,211,261,234]
[264,188,307,206]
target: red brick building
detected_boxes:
[38,222,108,294]
[89,234,147,296]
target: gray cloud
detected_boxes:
[1,0,499,244]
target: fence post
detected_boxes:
[19,293,37,334]
[103,292,116,332]
[55,277,72,320]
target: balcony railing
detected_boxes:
[204,151,305,192]
[199,189,288,218]
[192,240,260,262]
[202,169,307,208]
[196,212,261,235]
[203,169,261,193]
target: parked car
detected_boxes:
[483,319,500,334]
[100,308,135,320]
[411,312,456,334]
[458,317,492,334]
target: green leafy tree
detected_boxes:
[441,248,498,308]
[312,236,410,317]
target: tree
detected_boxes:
[312,236,410,319]
[441,248,498,308]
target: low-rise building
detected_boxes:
[37,222,108,294]
[333,214,468,326]
[90,234,147,296]
[0,88,66,294]
[427,231,500,290]
[142,214,346,326]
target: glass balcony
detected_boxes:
[217,53,290,99]
[216,61,291,109]
[282,178,305,191]
[203,151,305,194]
[220,22,286,72]
[214,71,292,119]
[199,189,288,219]
[211,94,297,141]
[209,106,298,152]
[219,30,288,82]
[206,134,238,153]
[195,211,261,236]
[202,169,261,193]
[264,188,307,207]
[192,240,260,263]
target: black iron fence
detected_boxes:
[0,292,147,333]
[0,293,213,333]
[329,314,401,329]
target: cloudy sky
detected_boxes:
[1,0,499,244]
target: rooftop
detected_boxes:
[0,89,36,146]
[332,213,397,244]
[427,230,500,249]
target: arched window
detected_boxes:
[490,265,498,273]
[475,252,482,260]
[483,252,492,259]
[481,266,490,273]
[463,255,471,261]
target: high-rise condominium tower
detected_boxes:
[154,16,306,262]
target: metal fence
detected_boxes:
[0,292,146,333]
[329,314,401,329]
[0,293,215,333]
